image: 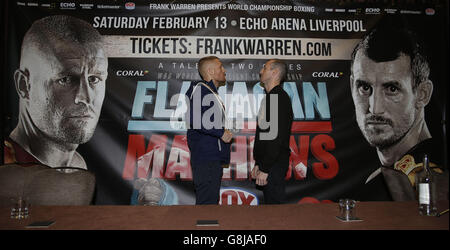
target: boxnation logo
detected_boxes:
[425,8,435,15]
[125,2,135,10]
[219,188,259,205]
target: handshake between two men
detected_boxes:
[222,129,268,186]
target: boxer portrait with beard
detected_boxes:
[349,17,448,201]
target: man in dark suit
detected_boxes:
[252,59,293,204]
[185,56,233,204]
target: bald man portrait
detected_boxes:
[4,15,108,170]
[185,56,233,205]
[3,15,175,206]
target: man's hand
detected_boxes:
[256,171,269,186]
[221,129,233,143]
[251,165,259,179]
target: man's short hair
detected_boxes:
[21,15,104,58]
[269,59,287,83]
[350,16,430,89]
[198,56,219,80]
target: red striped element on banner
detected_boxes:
[240,121,332,133]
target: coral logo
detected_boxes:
[219,188,259,205]
[312,72,343,78]
[125,2,135,10]
[116,70,149,77]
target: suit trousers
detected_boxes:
[192,160,223,204]
[262,158,289,204]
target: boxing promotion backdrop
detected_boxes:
[3,0,448,205]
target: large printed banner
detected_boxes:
[4,0,448,205]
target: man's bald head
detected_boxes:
[198,56,226,87]
[14,15,108,147]
[267,59,287,83]
[20,15,104,69]
[198,56,219,80]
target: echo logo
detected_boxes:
[219,188,259,205]
[365,8,380,14]
[60,2,75,8]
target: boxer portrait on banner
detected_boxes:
[4,15,108,170]
[349,17,448,201]
[3,15,174,206]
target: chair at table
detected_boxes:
[0,163,95,206]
